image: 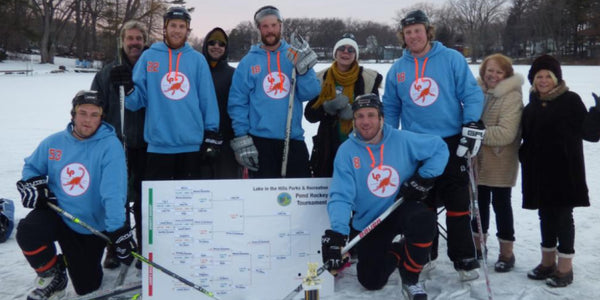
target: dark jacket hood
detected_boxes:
[202,27,229,63]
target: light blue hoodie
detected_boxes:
[126,42,219,153]
[22,122,127,234]
[327,123,449,236]
[382,41,484,137]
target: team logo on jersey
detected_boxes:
[262,72,290,99]
[161,72,190,100]
[60,163,90,196]
[367,165,400,198]
[410,77,439,106]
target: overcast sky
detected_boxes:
[189,0,446,39]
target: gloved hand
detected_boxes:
[400,173,435,203]
[16,176,57,209]
[456,120,485,158]
[110,65,134,95]
[107,224,136,266]
[338,104,353,120]
[592,92,600,113]
[286,32,317,75]
[230,135,259,171]
[200,131,223,161]
[322,93,349,115]
[321,229,348,272]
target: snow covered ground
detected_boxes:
[1,55,600,299]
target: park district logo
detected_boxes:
[161,72,190,100]
[367,165,400,198]
[410,77,439,106]
[262,72,290,99]
[60,163,90,196]
[277,192,292,206]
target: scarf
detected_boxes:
[312,61,359,134]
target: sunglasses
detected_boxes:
[208,40,226,47]
[336,46,356,53]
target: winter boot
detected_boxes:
[546,254,573,287]
[402,282,427,300]
[103,244,120,269]
[494,239,515,272]
[27,256,68,300]
[453,258,480,281]
[527,247,556,280]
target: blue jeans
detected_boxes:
[471,185,515,241]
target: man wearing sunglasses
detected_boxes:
[200,27,241,179]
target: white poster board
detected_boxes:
[141,178,335,300]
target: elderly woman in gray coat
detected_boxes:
[471,53,523,273]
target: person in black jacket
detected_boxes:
[91,20,148,269]
[200,27,241,179]
[582,92,600,142]
[520,54,593,288]
[304,33,382,177]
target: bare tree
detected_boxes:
[30,0,76,63]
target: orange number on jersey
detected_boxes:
[49,148,62,161]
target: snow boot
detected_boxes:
[103,244,120,269]
[402,282,427,300]
[453,258,480,281]
[494,240,515,272]
[546,254,573,287]
[27,255,68,300]
[527,247,556,280]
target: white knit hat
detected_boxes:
[333,35,359,61]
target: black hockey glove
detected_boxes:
[456,120,485,158]
[107,224,136,266]
[286,32,317,75]
[110,65,134,95]
[200,131,224,161]
[321,229,348,272]
[592,92,600,113]
[400,173,435,203]
[16,176,57,209]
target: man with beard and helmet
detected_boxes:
[110,6,220,181]
[91,20,148,270]
[16,90,134,299]
[322,93,448,300]
[200,27,241,179]
[228,5,321,178]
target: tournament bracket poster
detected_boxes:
[141,178,334,299]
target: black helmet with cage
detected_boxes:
[163,6,191,28]
[71,90,103,118]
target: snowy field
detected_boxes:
[1,55,600,299]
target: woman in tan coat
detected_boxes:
[471,54,523,272]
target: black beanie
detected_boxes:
[528,54,562,84]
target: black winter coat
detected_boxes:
[304,67,382,177]
[91,49,147,149]
[519,83,590,209]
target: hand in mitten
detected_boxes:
[399,173,435,204]
[286,32,317,75]
[16,176,57,209]
[338,104,353,120]
[107,225,136,266]
[321,229,348,272]
[322,93,349,115]
[200,131,223,161]
[456,121,485,158]
[230,135,259,171]
[110,65,134,95]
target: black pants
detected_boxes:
[428,135,476,262]
[127,147,146,252]
[249,135,310,178]
[355,200,436,289]
[471,185,515,241]
[145,151,203,180]
[198,143,242,179]
[539,206,575,254]
[16,208,105,295]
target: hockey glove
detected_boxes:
[110,65,134,95]
[16,176,57,209]
[400,173,435,203]
[592,92,600,113]
[456,121,485,158]
[107,224,136,266]
[200,131,223,161]
[0,198,15,243]
[321,229,349,272]
[338,104,354,120]
[286,32,317,75]
[230,135,259,171]
[322,93,349,116]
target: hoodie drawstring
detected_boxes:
[267,51,285,93]
[366,144,385,170]
[167,48,182,79]
[414,57,429,83]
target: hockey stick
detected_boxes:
[281,67,297,177]
[281,197,405,300]
[466,155,493,300]
[46,202,221,300]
